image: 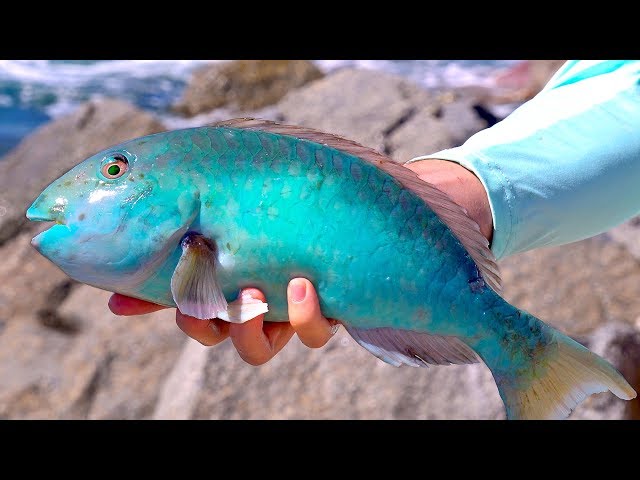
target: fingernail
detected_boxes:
[289,279,307,303]
[330,323,340,336]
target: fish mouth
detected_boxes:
[30,223,68,249]
[26,210,55,222]
[26,202,68,248]
[26,204,66,223]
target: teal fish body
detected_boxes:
[27,119,636,419]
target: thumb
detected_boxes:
[287,278,339,348]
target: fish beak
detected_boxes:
[26,194,65,249]
[26,191,66,223]
[26,203,55,222]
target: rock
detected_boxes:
[488,60,566,104]
[0,228,70,325]
[277,68,434,156]
[605,219,640,261]
[0,286,184,419]
[162,104,284,132]
[569,323,640,420]
[277,68,487,162]
[446,61,567,121]
[152,339,209,420]
[190,329,504,420]
[386,91,490,162]
[173,60,323,117]
[385,114,453,163]
[498,232,640,337]
[0,98,166,246]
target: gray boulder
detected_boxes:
[499,233,640,337]
[277,68,437,157]
[177,330,503,420]
[386,91,489,163]
[0,286,184,419]
[277,68,489,163]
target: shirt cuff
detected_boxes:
[406,150,513,260]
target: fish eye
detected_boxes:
[100,154,129,180]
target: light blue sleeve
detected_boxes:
[408,60,640,260]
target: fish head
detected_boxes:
[26,133,201,293]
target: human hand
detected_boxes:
[108,278,339,366]
[405,159,493,243]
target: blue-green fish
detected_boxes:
[26,118,636,419]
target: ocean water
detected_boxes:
[0,60,519,157]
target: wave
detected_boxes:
[0,59,513,120]
[315,60,519,89]
[0,60,222,118]
[0,60,220,85]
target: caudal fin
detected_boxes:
[490,324,636,420]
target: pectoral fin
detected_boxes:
[171,232,228,320]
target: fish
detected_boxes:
[26,118,636,419]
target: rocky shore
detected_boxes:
[1,60,639,420]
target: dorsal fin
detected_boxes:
[212,118,502,293]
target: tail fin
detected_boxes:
[486,320,636,420]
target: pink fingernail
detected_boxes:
[289,279,307,303]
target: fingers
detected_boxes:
[108,293,169,316]
[109,281,336,367]
[287,278,339,348]
[109,293,230,347]
[176,312,230,347]
[228,288,295,366]
[189,280,336,360]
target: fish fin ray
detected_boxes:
[485,319,637,420]
[170,233,228,320]
[343,325,480,367]
[213,118,501,293]
[217,291,269,323]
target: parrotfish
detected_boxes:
[26,118,636,419]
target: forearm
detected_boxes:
[408,60,640,260]
[405,160,493,244]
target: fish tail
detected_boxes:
[476,311,636,420]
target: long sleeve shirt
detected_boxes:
[407,60,640,260]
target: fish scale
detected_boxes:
[184,127,485,335]
[25,119,636,419]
